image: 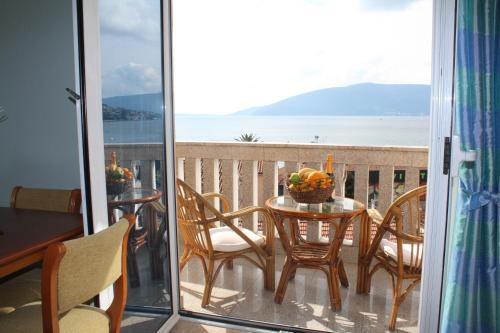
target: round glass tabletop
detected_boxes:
[107,188,162,207]
[266,195,365,219]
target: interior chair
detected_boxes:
[176,178,275,307]
[10,186,82,214]
[360,186,426,330]
[0,187,83,315]
[0,218,134,333]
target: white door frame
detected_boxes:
[158,0,182,330]
[160,0,459,331]
[159,0,459,331]
[75,0,457,330]
[419,0,456,331]
[73,0,114,309]
[73,0,181,326]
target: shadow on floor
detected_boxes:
[121,313,167,333]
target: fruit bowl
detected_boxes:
[105,152,134,196]
[286,168,335,204]
[106,179,131,196]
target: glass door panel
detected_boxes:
[172,0,434,332]
[98,0,172,317]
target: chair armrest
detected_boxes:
[218,207,273,258]
[366,208,384,226]
[391,230,424,243]
[149,201,166,213]
[202,192,231,212]
[222,206,268,221]
[222,206,275,237]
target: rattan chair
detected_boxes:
[360,186,426,330]
[0,187,82,315]
[0,218,134,333]
[176,179,275,307]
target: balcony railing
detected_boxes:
[105,141,428,263]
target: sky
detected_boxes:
[100,0,433,115]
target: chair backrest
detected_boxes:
[41,218,134,333]
[377,186,427,272]
[176,179,220,253]
[10,186,81,214]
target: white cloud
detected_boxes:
[99,0,432,113]
[102,63,161,98]
[100,0,160,42]
[359,0,422,11]
[171,0,433,114]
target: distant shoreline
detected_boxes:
[174,114,430,117]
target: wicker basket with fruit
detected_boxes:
[106,152,134,196]
[287,167,335,204]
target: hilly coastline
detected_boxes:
[235,83,430,116]
[102,83,431,117]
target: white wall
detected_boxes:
[0,0,80,206]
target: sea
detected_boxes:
[103,115,430,146]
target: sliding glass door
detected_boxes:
[75,0,179,330]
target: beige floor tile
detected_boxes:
[171,320,248,333]
[180,253,420,333]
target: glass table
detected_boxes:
[108,188,163,288]
[107,188,162,215]
[266,195,365,311]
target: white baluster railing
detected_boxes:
[105,141,429,263]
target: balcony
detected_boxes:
[105,141,428,332]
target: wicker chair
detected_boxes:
[176,179,275,307]
[361,186,426,331]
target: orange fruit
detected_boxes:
[306,171,328,183]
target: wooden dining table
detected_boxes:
[0,207,83,278]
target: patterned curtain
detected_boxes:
[440,1,500,332]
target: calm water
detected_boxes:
[104,115,429,146]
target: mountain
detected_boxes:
[102,104,160,121]
[102,83,431,117]
[234,83,430,116]
[103,93,163,114]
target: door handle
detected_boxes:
[65,88,81,104]
[450,135,477,178]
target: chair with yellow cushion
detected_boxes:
[10,186,82,214]
[0,186,82,315]
[0,270,42,315]
[0,218,134,333]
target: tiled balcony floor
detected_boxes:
[180,253,420,333]
[171,320,248,333]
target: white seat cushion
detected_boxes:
[379,238,423,266]
[209,226,265,252]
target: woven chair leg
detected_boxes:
[179,248,192,272]
[265,255,275,291]
[328,265,341,311]
[275,258,294,304]
[201,259,215,308]
[388,278,403,330]
[338,259,349,287]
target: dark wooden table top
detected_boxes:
[0,207,83,267]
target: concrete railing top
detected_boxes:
[106,141,429,168]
